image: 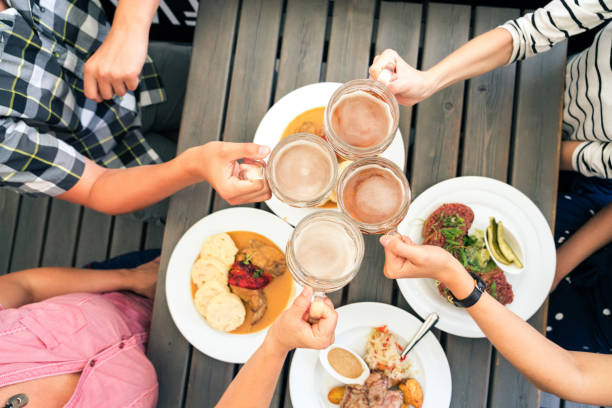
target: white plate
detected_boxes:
[289,302,452,408]
[165,207,297,363]
[396,177,556,338]
[254,82,406,226]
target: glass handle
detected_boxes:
[384,228,401,238]
[239,163,265,181]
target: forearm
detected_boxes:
[556,201,612,278]
[216,341,287,408]
[87,157,200,214]
[426,28,513,94]
[111,0,160,39]
[0,267,131,309]
[59,151,203,214]
[444,268,612,404]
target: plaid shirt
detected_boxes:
[0,0,165,196]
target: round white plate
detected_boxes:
[396,176,556,338]
[165,207,297,363]
[254,82,406,226]
[289,302,452,408]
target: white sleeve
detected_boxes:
[499,0,612,63]
[572,141,612,179]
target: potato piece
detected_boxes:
[327,386,346,405]
[399,379,423,408]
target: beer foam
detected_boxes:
[331,90,393,148]
[294,220,356,279]
[272,140,334,202]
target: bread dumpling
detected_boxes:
[191,256,228,287]
[194,280,229,317]
[200,233,238,268]
[205,293,246,332]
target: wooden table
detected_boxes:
[146,1,567,407]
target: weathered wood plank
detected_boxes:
[40,200,81,267]
[410,3,471,196]
[488,39,567,408]
[541,392,561,408]
[325,0,376,82]
[443,8,519,408]
[563,401,604,408]
[211,0,283,213]
[144,223,164,250]
[108,215,144,258]
[9,196,49,271]
[0,190,20,274]
[147,1,240,407]
[462,7,519,179]
[274,0,328,101]
[74,208,112,266]
[324,0,375,306]
[346,1,422,306]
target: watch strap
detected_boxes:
[450,272,485,308]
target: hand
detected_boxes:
[84,25,148,102]
[265,287,338,354]
[379,235,464,282]
[121,257,160,298]
[369,49,438,106]
[182,141,271,205]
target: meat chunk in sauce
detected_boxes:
[340,372,403,408]
[230,285,267,325]
[235,239,286,278]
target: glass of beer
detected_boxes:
[286,210,365,294]
[336,157,411,234]
[324,79,399,160]
[242,133,338,207]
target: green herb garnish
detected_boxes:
[490,281,497,299]
[243,253,252,265]
[253,269,264,278]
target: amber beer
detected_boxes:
[286,211,364,293]
[337,158,411,234]
[325,80,399,160]
[263,133,338,207]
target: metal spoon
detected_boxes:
[400,312,439,360]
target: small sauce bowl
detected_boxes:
[319,345,370,385]
[484,223,525,275]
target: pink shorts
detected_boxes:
[0,292,158,407]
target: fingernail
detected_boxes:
[258,145,270,155]
[380,235,390,246]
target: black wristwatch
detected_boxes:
[448,272,485,308]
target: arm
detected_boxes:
[369,0,612,106]
[57,142,271,214]
[562,141,612,179]
[0,258,158,309]
[84,0,160,101]
[216,287,338,408]
[553,200,612,288]
[380,236,612,406]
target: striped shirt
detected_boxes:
[501,0,612,179]
[0,0,165,196]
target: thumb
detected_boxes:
[290,286,314,317]
[223,142,271,160]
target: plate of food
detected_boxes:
[166,207,298,363]
[289,302,451,408]
[253,82,406,226]
[396,176,556,338]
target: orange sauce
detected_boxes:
[190,231,295,335]
[281,106,341,209]
[282,106,326,139]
